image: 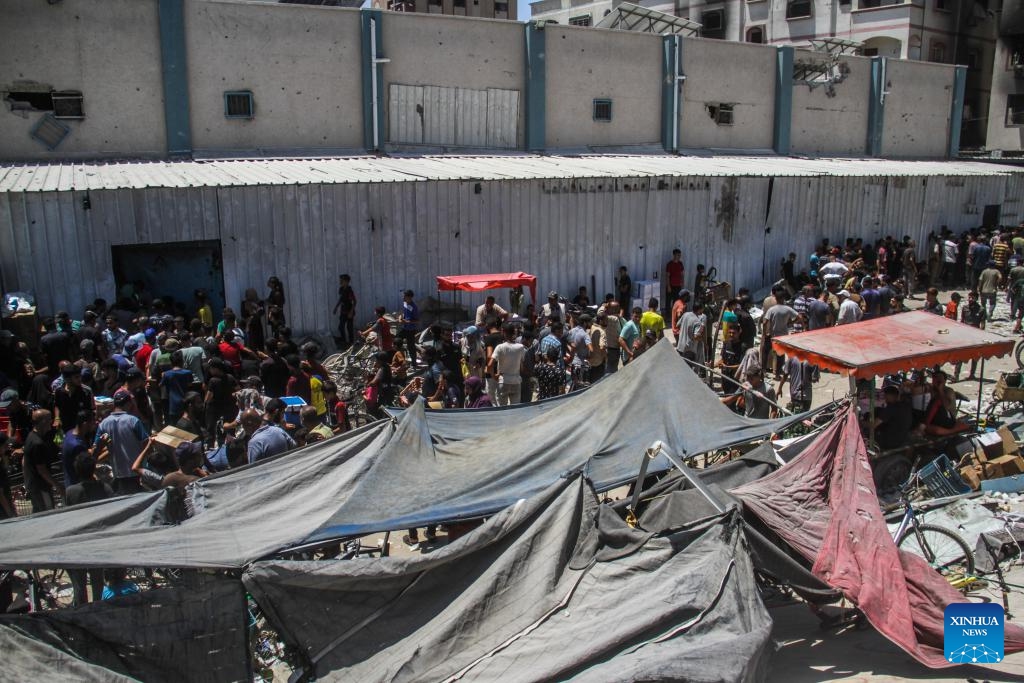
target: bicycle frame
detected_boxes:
[891,504,917,544]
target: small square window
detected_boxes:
[51,91,84,119]
[224,91,254,119]
[967,48,981,70]
[30,113,71,150]
[593,99,612,121]
[708,103,734,125]
[701,9,726,38]
[1007,94,1024,126]
[936,0,948,9]
[786,0,811,18]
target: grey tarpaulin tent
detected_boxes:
[244,474,774,682]
[0,340,801,569]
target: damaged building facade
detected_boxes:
[2,0,1023,334]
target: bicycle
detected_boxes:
[890,465,976,590]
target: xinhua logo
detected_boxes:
[945,603,1004,664]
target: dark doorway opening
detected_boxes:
[983,204,1001,229]
[111,240,225,320]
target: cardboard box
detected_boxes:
[983,454,1024,479]
[959,465,982,491]
[151,425,199,452]
[999,426,1021,457]
[976,431,1004,461]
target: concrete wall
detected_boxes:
[545,24,662,148]
[679,38,776,150]
[790,52,871,156]
[0,0,165,160]
[986,33,1024,152]
[186,0,364,154]
[882,58,955,158]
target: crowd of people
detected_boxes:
[4,226,1024,539]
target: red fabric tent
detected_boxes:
[435,272,537,303]
[733,406,1024,667]
[771,311,1014,378]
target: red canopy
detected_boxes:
[771,311,1014,378]
[435,272,537,302]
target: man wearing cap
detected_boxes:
[475,295,509,328]
[539,292,565,328]
[835,290,862,325]
[53,364,94,433]
[94,390,150,495]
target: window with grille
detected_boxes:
[224,91,254,119]
[930,40,946,62]
[745,26,765,43]
[593,98,612,122]
[30,113,71,150]
[569,14,592,26]
[708,103,734,125]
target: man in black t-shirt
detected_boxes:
[23,409,62,513]
[40,317,73,369]
[54,365,94,432]
[333,274,357,350]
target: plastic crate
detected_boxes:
[919,454,972,498]
[281,396,307,427]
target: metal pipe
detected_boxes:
[868,376,876,451]
[977,357,985,425]
[677,353,794,416]
[648,440,728,513]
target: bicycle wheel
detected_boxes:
[897,523,975,583]
[1016,340,1024,370]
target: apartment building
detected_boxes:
[372,0,516,19]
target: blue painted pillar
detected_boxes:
[948,65,967,159]
[661,35,681,153]
[361,9,385,152]
[525,21,546,152]
[866,56,887,157]
[773,46,793,155]
[157,0,192,158]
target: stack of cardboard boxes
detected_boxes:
[959,427,1024,490]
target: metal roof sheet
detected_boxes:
[1,154,1022,193]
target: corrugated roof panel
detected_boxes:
[2,154,1023,193]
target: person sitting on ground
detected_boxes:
[869,385,913,451]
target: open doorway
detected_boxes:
[983,204,1002,229]
[111,240,225,320]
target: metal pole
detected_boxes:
[977,357,985,425]
[677,353,793,416]
[868,376,876,451]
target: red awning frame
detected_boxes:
[435,272,537,303]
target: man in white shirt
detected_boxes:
[836,290,863,325]
[538,291,566,328]
[488,323,525,406]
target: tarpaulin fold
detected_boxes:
[0,575,248,682]
[244,474,774,682]
[732,405,1024,667]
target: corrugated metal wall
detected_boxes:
[388,84,520,149]
[1,172,1021,335]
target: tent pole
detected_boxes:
[678,353,793,416]
[868,376,876,452]
[652,441,727,513]
[977,357,985,425]
[848,374,857,397]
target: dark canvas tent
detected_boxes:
[0,340,798,568]
[244,475,774,682]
